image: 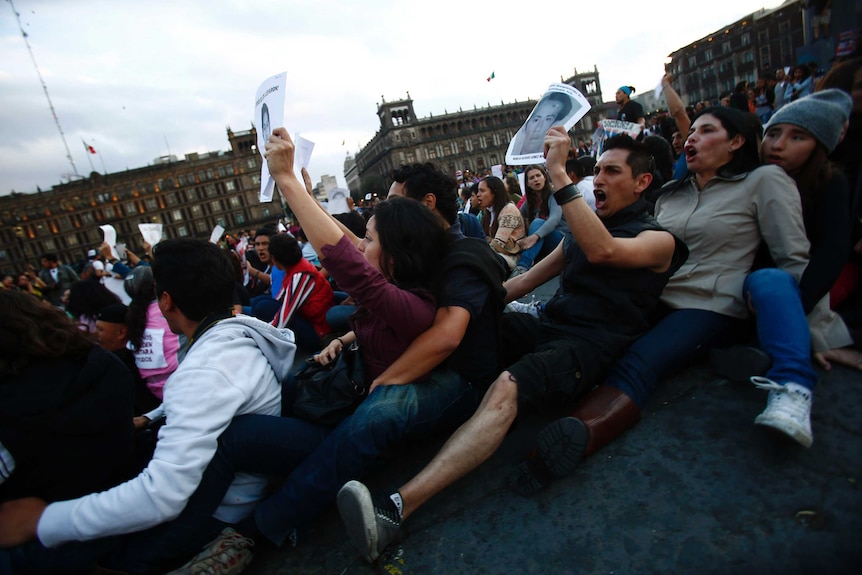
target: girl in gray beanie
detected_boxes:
[762,88,862,372]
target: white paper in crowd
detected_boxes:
[277,221,287,233]
[491,164,503,179]
[595,119,643,157]
[138,223,163,246]
[518,172,525,196]
[327,188,350,215]
[114,243,127,261]
[654,80,664,100]
[209,225,226,244]
[254,71,287,203]
[506,83,591,166]
[294,134,315,175]
[99,224,120,259]
[103,276,132,305]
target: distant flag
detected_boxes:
[342,139,345,146]
[486,72,496,82]
[82,139,97,154]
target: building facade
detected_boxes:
[351,66,607,189]
[0,128,282,274]
[667,0,805,106]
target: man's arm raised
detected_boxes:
[543,127,675,272]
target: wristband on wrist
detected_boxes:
[553,183,582,206]
[335,337,344,348]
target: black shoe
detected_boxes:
[710,345,772,383]
[337,480,403,563]
[510,417,589,496]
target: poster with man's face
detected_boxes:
[505,83,591,165]
[254,72,286,202]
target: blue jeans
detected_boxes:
[744,268,817,390]
[517,219,563,270]
[251,368,480,545]
[606,307,748,407]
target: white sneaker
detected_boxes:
[751,377,813,448]
[504,299,543,318]
[166,527,254,575]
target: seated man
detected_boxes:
[0,239,303,574]
[337,130,687,562]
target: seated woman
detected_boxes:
[475,176,526,271]
[760,89,857,370]
[124,266,181,403]
[519,106,818,493]
[511,165,565,277]
[0,290,135,505]
[268,231,335,351]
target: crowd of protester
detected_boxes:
[1,54,861,574]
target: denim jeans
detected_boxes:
[252,368,480,545]
[606,307,748,407]
[744,268,818,390]
[517,219,563,270]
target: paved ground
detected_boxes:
[247,280,862,575]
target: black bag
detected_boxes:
[293,342,367,426]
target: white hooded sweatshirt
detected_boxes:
[38,316,295,547]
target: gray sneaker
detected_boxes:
[337,480,403,563]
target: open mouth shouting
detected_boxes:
[594,189,608,210]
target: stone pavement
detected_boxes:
[248,280,862,575]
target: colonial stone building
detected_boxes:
[351,66,606,189]
[0,128,281,274]
[667,0,805,105]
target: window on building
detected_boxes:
[229,196,242,208]
[688,55,697,67]
[225,181,236,191]
[758,30,769,44]
[235,212,245,224]
[196,220,209,233]
[211,200,223,213]
[0,249,7,260]
[103,207,115,219]
[166,193,178,206]
[172,210,184,221]
[722,41,731,54]
[66,234,78,246]
[81,212,95,225]
[428,148,437,159]
[216,217,226,228]
[177,225,188,237]
[186,189,198,202]
[760,46,771,69]
[252,175,261,185]
[205,184,217,197]
[705,49,713,62]
[741,33,750,46]
[247,158,256,169]
[191,205,203,217]
[261,207,271,218]
[146,198,158,210]
[125,202,137,215]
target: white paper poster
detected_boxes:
[595,119,643,157]
[326,188,350,215]
[99,224,120,259]
[134,328,168,369]
[506,83,591,166]
[210,225,225,244]
[254,71,287,203]
[138,223,163,246]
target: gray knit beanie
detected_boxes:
[765,89,852,153]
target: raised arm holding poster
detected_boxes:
[254,72,287,203]
[505,83,591,165]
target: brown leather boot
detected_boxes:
[510,385,641,496]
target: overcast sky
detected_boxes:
[0,0,786,196]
